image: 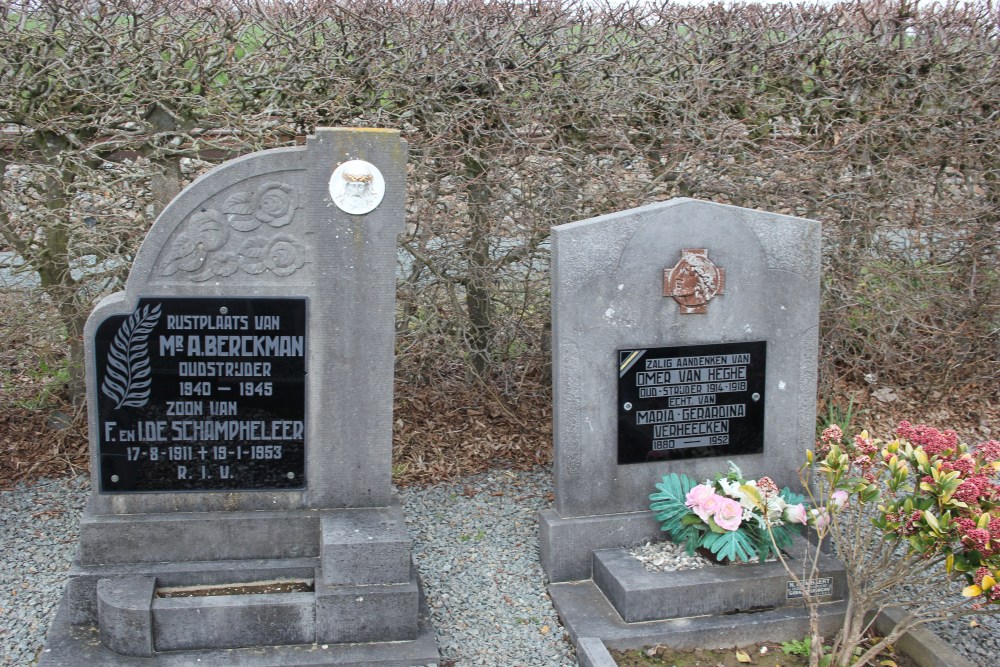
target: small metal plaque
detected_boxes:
[618,341,766,464]
[786,577,833,599]
[663,248,725,314]
[94,297,306,492]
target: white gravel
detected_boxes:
[1,476,89,667]
[2,468,996,666]
[629,540,710,573]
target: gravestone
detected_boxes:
[41,128,439,666]
[539,199,845,650]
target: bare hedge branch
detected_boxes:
[1,0,996,405]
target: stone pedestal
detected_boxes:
[549,534,847,653]
[540,199,826,656]
[41,129,438,666]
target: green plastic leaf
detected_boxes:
[649,473,699,546]
[702,530,755,563]
[780,487,805,506]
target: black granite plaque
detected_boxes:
[618,341,766,464]
[94,297,306,492]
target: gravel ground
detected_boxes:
[2,467,996,666]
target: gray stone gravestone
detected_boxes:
[539,199,846,651]
[41,128,438,666]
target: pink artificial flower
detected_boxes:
[783,503,808,525]
[712,496,743,531]
[685,484,717,522]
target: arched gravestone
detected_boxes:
[539,199,848,653]
[540,198,822,581]
[41,129,439,666]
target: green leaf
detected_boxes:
[780,487,805,506]
[650,473,700,545]
[702,530,755,563]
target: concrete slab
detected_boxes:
[577,636,618,667]
[78,507,321,564]
[66,556,318,625]
[321,506,412,585]
[539,507,662,583]
[592,534,845,623]
[548,578,847,652]
[315,574,420,644]
[874,607,976,667]
[96,577,155,657]
[153,592,315,651]
[39,586,439,667]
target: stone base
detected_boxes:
[593,534,845,623]
[41,500,438,665]
[538,508,663,583]
[547,531,848,660]
[564,606,977,667]
[549,578,848,652]
[39,586,439,667]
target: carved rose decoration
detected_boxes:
[255,184,299,227]
[264,238,305,277]
[238,238,269,275]
[159,209,229,276]
[224,183,299,231]
[209,252,240,277]
[158,184,305,282]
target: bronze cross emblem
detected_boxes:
[663,248,726,314]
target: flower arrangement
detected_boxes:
[649,461,808,563]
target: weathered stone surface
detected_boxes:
[84,128,407,515]
[538,508,661,583]
[320,506,412,586]
[96,577,155,657]
[78,508,321,564]
[541,198,824,662]
[549,578,847,652]
[314,575,420,644]
[42,129,437,665]
[577,637,618,667]
[42,599,440,666]
[592,534,845,623]
[542,198,821,584]
[550,199,820,520]
[153,592,316,651]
